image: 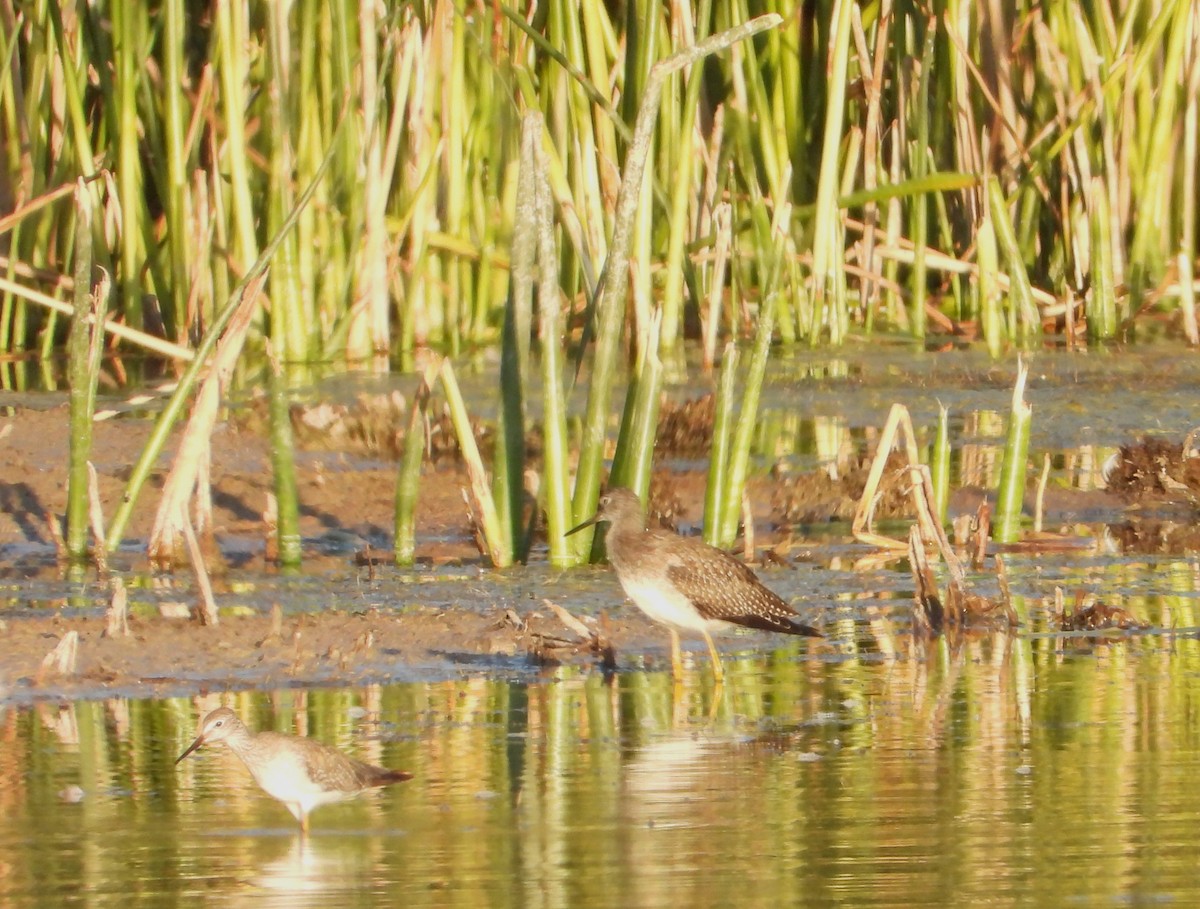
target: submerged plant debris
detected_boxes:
[1058,590,1150,633]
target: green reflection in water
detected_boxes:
[4,628,1200,906]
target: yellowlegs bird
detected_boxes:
[175,707,412,835]
[567,487,821,682]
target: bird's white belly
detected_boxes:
[620,576,725,635]
[246,753,352,815]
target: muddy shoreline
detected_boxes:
[0,402,833,704]
[3,389,1199,707]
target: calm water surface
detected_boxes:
[5,625,1200,907]
[6,345,1200,906]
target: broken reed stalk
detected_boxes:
[440,358,511,567]
[147,274,265,566]
[570,13,784,560]
[182,514,218,625]
[851,403,923,550]
[37,631,79,683]
[1034,454,1051,533]
[393,364,437,567]
[86,462,108,577]
[65,181,99,562]
[993,361,1031,544]
[103,577,129,638]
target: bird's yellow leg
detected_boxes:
[300,814,310,837]
[669,629,683,678]
[703,631,725,685]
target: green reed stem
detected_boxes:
[718,292,775,548]
[266,355,301,565]
[1087,176,1117,340]
[494,114,540,564]
[994,361,1031,544]
[930,403,950,524]
[609,311,663,500]
[907,17,934,341]
[394,366,435,567]
[65,182,96,561]
[112,1,144,327]
[986,176,1039,344]
[571,13,784,559]
[659,0,711,349]
[161,0,191,337]
[977,214,1003,356]
[703,341,738,546]
[215,0,258,269]
[534,121,574,569]
[808,0,854,344]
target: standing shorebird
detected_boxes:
[175,707,412,835]
[567,487,821,682]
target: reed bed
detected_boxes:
[1,1,1195,363]
[2,2,1196,560]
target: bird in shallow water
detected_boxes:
[567,487,821,682]
[175,707,412,835]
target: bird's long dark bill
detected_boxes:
[175,735,205,764]
[564,514,600,537]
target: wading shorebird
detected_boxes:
[175,707,412,835]
[567,487,821,682]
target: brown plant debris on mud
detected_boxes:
[655,394,717,458]
[1105,436,1200,506]
[773,451,912,525]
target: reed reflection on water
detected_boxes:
[3,622,1200,907]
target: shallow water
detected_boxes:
[6,344,1200,905]
[5,624,1200,909]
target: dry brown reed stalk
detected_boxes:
[851,403,925,550]
[86,461,108,577]
[909,525,944,638]
[147,274,266,567]
[103,577,130,638]
[182,514,218,626]
[0,275,195,362]
[45,510,66,561]
[442,357,510,566]
[36,631,79,683]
